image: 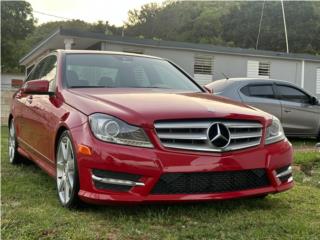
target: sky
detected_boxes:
[27,0,165,26]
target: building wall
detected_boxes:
[1,90,16,125]
[270,59,301,86]
[304,61,320,98]
[1,73,24,125]
[1,73,24,90]
[213,54,247,80]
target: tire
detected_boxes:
[56,130,80,208]
[8,119,22,164]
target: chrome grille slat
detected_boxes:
[227,140,261,151]
[230,131,262,139]
[154,122,210,129]
[155,120,263,152]
[157,133,207,140]
[224,123,262,129]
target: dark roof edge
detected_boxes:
[59,28,320,62]
[103,39,320,62]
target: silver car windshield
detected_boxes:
[65,54,202,92]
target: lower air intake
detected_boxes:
[151,169,270,194]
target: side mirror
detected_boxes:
[203,85,213,94]
[310,96,319,105]
[22,80,52,95]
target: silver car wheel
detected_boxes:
[9,121,16,163]
[56,135,75,205]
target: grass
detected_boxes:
[289,137,319,150]
[1,126,320,240]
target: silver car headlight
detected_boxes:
[265,116,285,145]
[89,113,153,148]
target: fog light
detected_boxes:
[276,165,293,183]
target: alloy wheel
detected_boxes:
[8,121,16,163]
[56,135,75,205]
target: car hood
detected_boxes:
[63,88,271,128]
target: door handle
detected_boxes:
[27,95,33,104]
[284,109,291,113]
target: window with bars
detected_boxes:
[247,60,270,78]
[258,62,270,77]
[194,55,213,75]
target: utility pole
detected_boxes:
[256,0,265,50]
[281,0,289,53]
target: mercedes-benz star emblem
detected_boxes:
[207,123,231,148]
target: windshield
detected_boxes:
[64,53,202,92]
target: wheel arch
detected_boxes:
[54,125,69,162]
[8,114,13,126]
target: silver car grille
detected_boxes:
[154,120,263,152]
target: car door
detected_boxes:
[21,55,59,162]
[239,83,282,120]
[275,84,320,136]
[29,55,60,162]
[17,59,46,149]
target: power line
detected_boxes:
[33,10,73,21]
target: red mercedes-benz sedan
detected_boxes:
[9,50,293,208]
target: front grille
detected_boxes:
[151,169,270,194]
[155,119,263,152]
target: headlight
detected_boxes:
[265,116,285,145]
[89,113,153,148]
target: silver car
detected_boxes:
[205,78,320,139]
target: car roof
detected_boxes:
[211,77,295,86]
[55,49,163,60]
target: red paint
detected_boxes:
[10,50,293,204]
[22,79,50,94]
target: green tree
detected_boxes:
[1,1,35,73]
[127,2,161,38]
[221,1,320,54]
[125,1,320,54]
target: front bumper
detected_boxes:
[70,123,294,204]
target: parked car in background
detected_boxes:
[9,50,293,208]
[205,78,320,139]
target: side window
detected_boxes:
[26,55,57,90]
[40,55,57,81]
[26,64,34,76]
[40,55,57,91]
[241,84,275,99]
[240,86,250,96]
[26,61,46,82]
[277,85,310,103]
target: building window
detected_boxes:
[193,55,214,85]
[317,68,320,94]
[194,55,213,75]
[247,60,270,79]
